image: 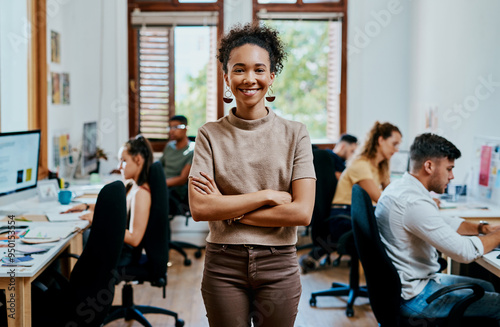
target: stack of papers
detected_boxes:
[23,225,79,241]
[15,244,51,254]
[1,256,34,267]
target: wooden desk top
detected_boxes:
[477,250,500,278]
[440,200,500,220]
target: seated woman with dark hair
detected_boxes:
[63,135,154,266]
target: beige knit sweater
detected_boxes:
[189,108,315,246]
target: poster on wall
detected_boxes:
[62,73,70,104]
[51,31,60,63]
[51,72,60,104]
[479,145,492,187]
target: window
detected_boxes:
[137,27,171,139]
[262,19,342,141]
[254,0,347,143]
[136,25,217,140]
[128,1,222,150]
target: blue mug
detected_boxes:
[58,190,74,205]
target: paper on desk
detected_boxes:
[24,225,79,239]
[14,244,51,254]
[45,210,90,222]
[439,200,457,209]
[74,197,97,204]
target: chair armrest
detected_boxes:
[63,253,81,260]
[325,214,351,223]
[426,282,485,326]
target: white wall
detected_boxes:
[0,0,28,132]
[347,0,411,149]
[2,0,499,185]
[224,0,252,31]
[409,0,500,181]
[46,0,128,176]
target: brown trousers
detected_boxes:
[201,243,302,327]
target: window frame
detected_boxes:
[253,0,347,147]
[128,0,224,152]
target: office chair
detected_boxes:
[351,184,498,327]
[298,148,335,252]
[104,162,184,327]
[299,148,344,260]
[32,181,128,326]
[169,187,203,266]
[308,150,368,317]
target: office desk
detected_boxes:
[440,201,500,277]
[477,250,500,278]
[440,202,500,223]
[0,194,91,327]
[0,220,88,327]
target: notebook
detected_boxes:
[45,211,90,222]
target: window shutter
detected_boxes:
[138,27,171,139]
[326,20,341,141]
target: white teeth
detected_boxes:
[240,89,259,95]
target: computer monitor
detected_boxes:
[390,150,410,178]
[0,130,41,207]
[81,121,98,177]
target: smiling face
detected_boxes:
[378,131,402,161]
[224,44,275,112]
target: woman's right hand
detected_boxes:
[262,190,292,206]
[60,203,87,214]
[79,211,94,224]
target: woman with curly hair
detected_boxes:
[188,23,316,327]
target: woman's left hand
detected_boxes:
[190,172,222,196]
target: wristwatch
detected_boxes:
[478,220,489,234]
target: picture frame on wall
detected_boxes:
[62,73,70,104]
[51,72,60,104]
[37,179,60,202]
[51,30,60,63]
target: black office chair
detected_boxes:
[104,162,184,327]
[351,184,498,327]
[298,148,336,252]
[32,181,128,326]
[308,151,368,317]
[300,148,344,260]
[168,190,203,266]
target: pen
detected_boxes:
[22,229,30,237]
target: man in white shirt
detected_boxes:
[376,133,500,322]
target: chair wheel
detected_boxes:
[175,319,185,327]
[346,307,354,317]
[184,258,192,266]
[195,250,202,258]
[309,297,316,307]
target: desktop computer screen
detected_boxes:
[0,130,41,206]
[390,150,410,178]
[81,121,98,176]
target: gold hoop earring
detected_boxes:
[223,86,233,104]
[266,85,276,102]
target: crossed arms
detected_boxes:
[188,171,315,227]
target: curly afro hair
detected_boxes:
[217,23,287,75]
